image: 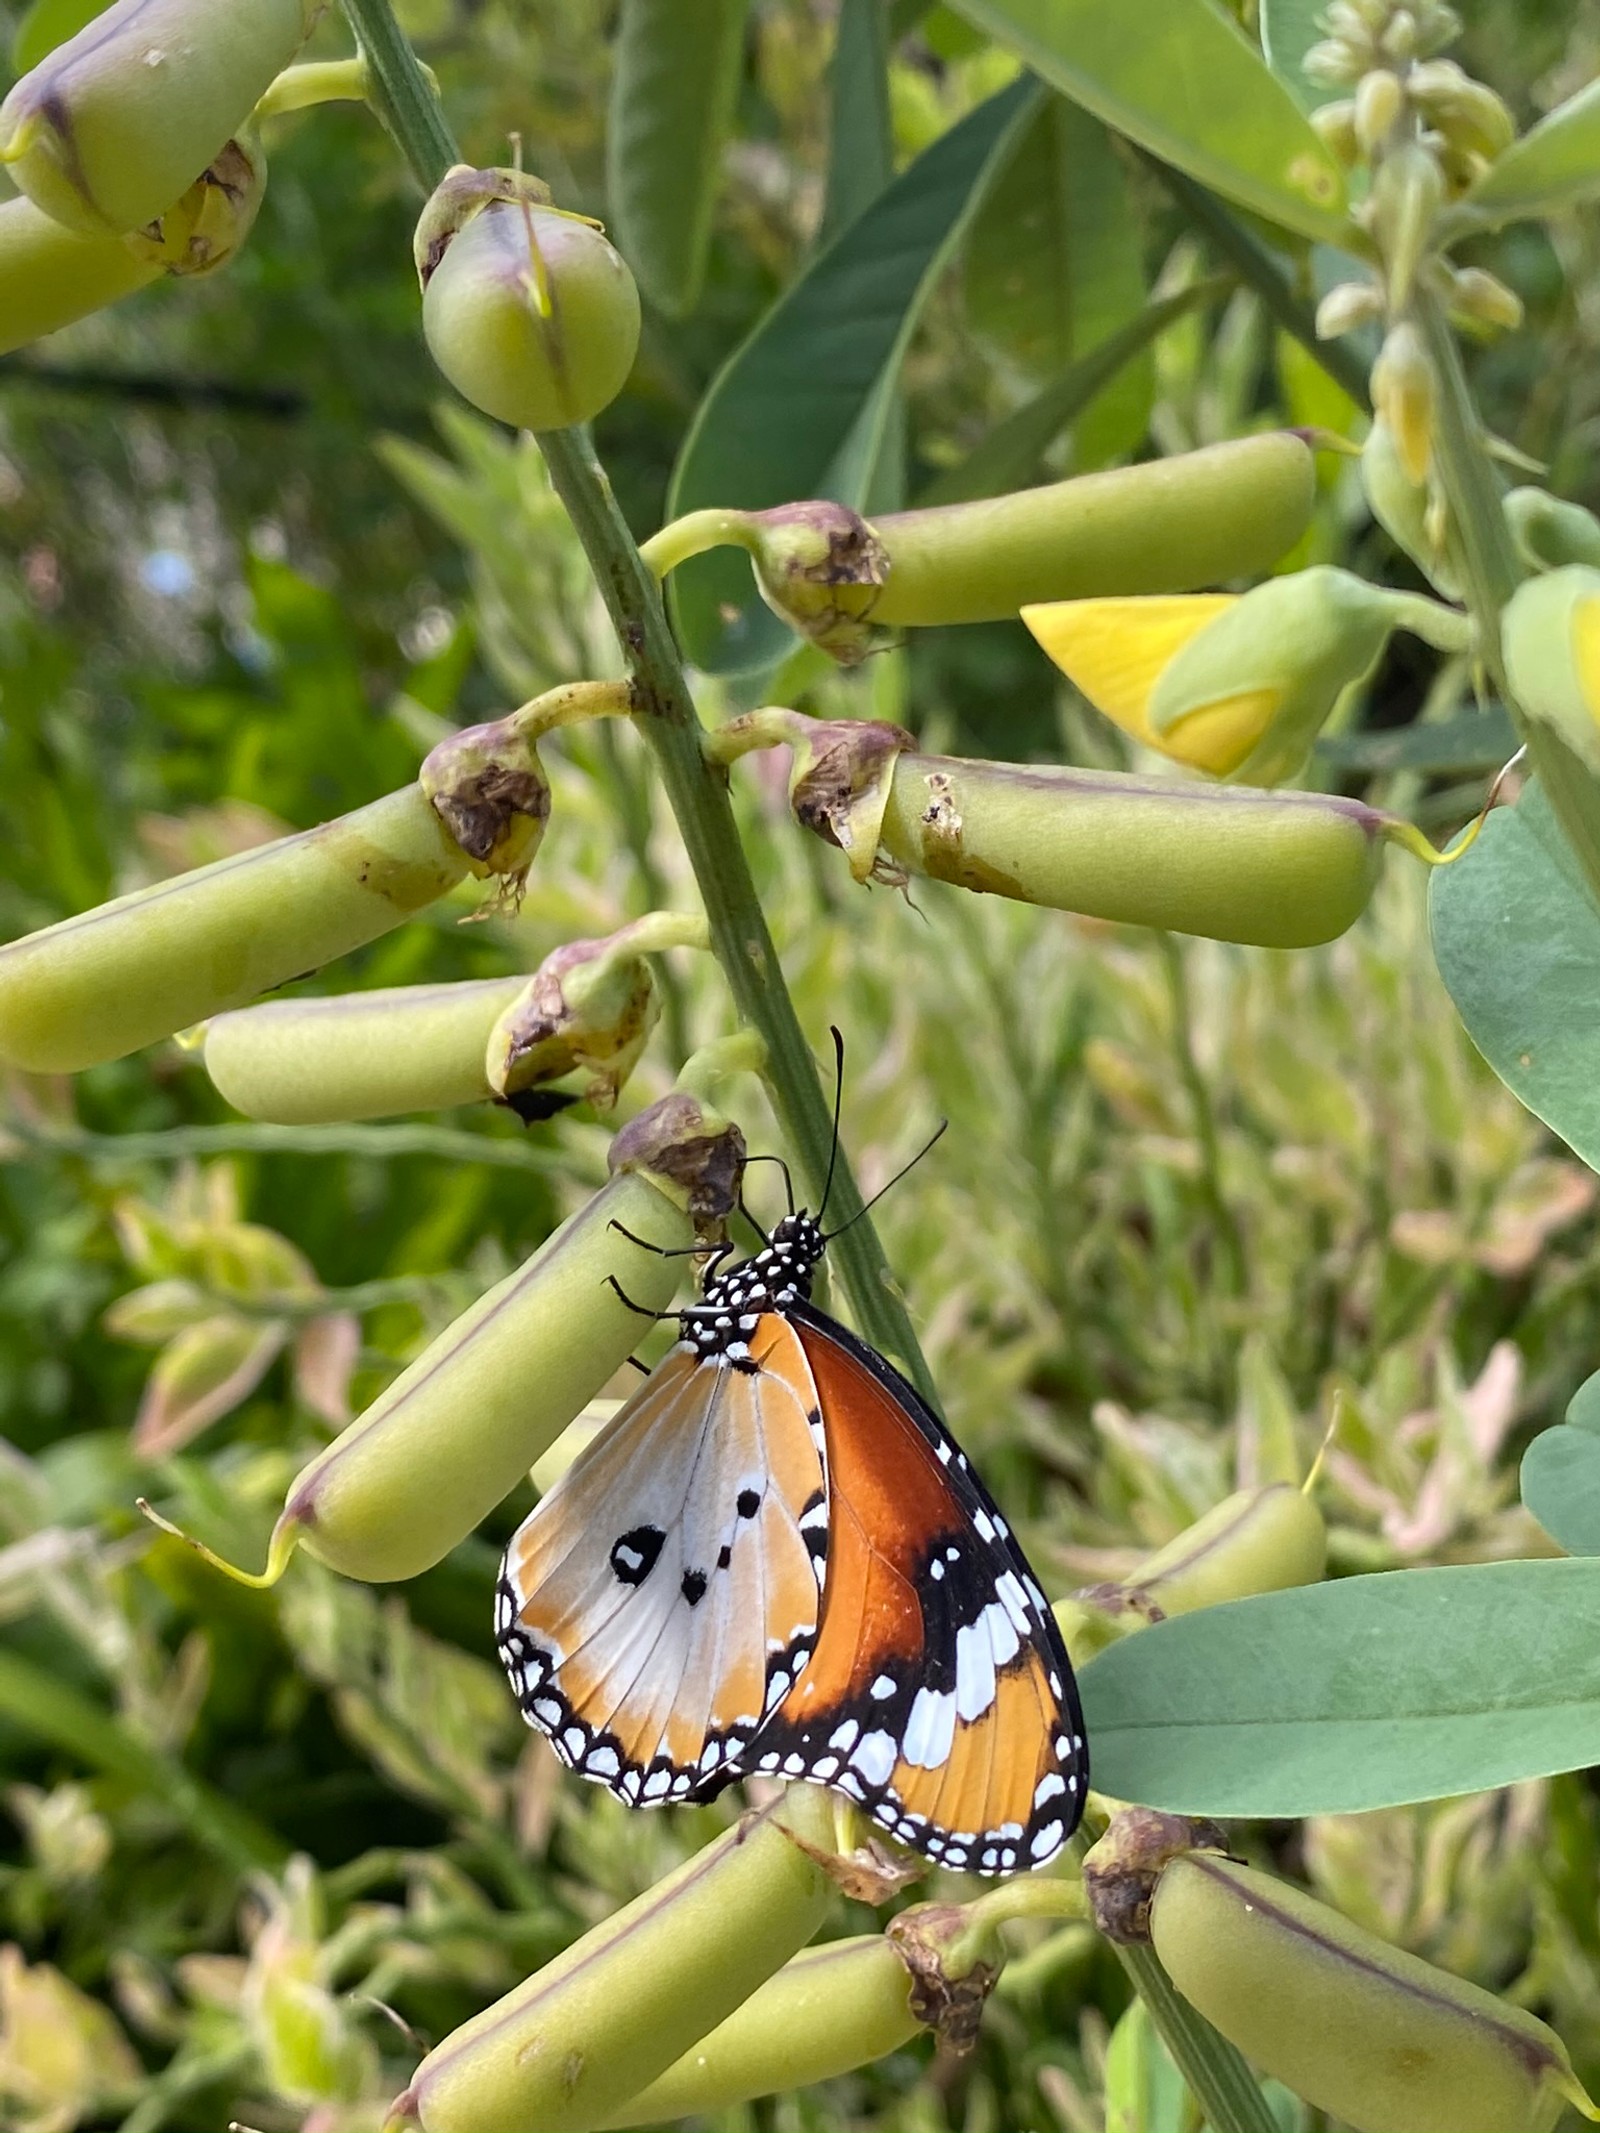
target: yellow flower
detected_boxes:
[1504,565,1600,771]
[1024,568,1472,785]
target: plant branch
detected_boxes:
[336,0,939,1405]
[1116,1938,1280,2133]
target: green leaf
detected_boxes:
[1080,1557,1600,1817]
[943,0,1349,245]
[1521,1368,1600,1556]
[605,0,751,317]
[1315,704,1517,775]
[10,0,102,72]
[921,281,1215,506]
[1429,780,1600,1170]
[666,74,1037,673]
[820,0,894,246]
[1258,0,1327,112]
[963,98,1152,468]
[1460,78,1600,228]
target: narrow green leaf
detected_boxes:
[666,74,1037,672]
[1080,1557,1600,1817]
[0,1645,286,1870]
[964,98,1152,468]
[1315,704,1516,775]
[922,281,1215,505]
[605,0,751,317]
[1460,79,1600,228]
[10,0,103,72]
[1429,780,1600,1170]
[820,0,894,246]
[1521,1368,1600,1556]
[944,0,1348,245]
[1258,0,1327,112]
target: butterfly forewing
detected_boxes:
[496,1317,829,1803]
[732,1304,1087,1874]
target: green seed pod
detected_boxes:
[419,713,552,884]
[715,435,1315,662]
[203,977,527,1124]
[1079,1485,1327,1628]
[0,786,470,1075]
[1151,1853,1593,2133]
[1502,565,1600,775]
[1505,488,1600,575]
[594,1898,1003,2126]
[874,754,1392,949]
[416,165,641,433]
[0,191,160,354]
[391,1793,837,2133]
[0,0,321,237]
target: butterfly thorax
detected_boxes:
[679,1212,826,1369]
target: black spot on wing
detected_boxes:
[736,1486,761,1519]
[681,1567,708,1606]
[609,1523,665,1586]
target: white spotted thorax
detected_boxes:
[680,1212,826,1368]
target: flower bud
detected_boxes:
[0,1945,140,2127]
[1078,1485,1327,1632]
[1504,488,1600,575]
[1304,38,1365,88]
[677,435,1316,665]
[0,785,470,1075]
[173,1153,717,1588]
[870,753,1395,947]
[1310,99,1360,167]
[1151,1853,1593,2133]
[1369,141,1445,308]
[1361,416,1462,597]
[1502,565,1600,774]
[1024,568,1470,784]
[204,977,527,1124]
[416,165,641,433]
[1316,278,1385,341]
[593,1908,993,2128]
[1371,320,1437,482]
[0,0,321,237]
[420,715,552,886]
[123,132,266,278]
[390,1793,837,2133]
[1407,60,1516,160]
[1354,68,1404,155]
[1447,264,1524,333]
[486,914,708,1115]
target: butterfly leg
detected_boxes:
[606,1273,672,1321]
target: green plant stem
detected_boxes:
[8,1118,586,1178]
[1157,933,1246,1302]
[1117,1937,1280,2133]
[1415,290,1600,901]
[338,0,938,1404]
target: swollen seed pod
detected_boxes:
[391,1793,837,2133]
[1078,1485,1327,1628]
[1150,1854,1593,2133]
[1502,565,1600,774]
[0,193,161,355]
[725,434,1315,662]
[0,786,470,1075]
[0,0,321,237]
[877,755,1392,947]
[416,166,641,433]
[203,977,527,1124]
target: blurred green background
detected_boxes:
[5,1,1600,2127]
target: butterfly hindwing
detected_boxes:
[496,1317,828,1803]
[732,1302,1087,1875]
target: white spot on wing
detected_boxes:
[851,1731,897,1787]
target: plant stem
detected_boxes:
[1415,290,1600,900]
[337,0,938,1405]
[1156,933,1246,1303]
[1116,1938,1280,2133]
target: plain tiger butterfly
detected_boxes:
[494,1084,1087,1877]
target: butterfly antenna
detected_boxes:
[738,1150,795,1220]
[822,1119,948,1243]
[818,1025,846,1222]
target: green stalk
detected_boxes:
[1116,1938,1281,2133]
[338,0,937,1404]
[1415,290,1600,900]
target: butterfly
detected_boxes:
[493,1158,1087,1877]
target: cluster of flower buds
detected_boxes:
[1306,0,1514,194]
[415,165,642,432]
[0,0,326,350]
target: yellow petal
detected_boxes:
[1022,596,1236,744]
[1571,594,1600,728]
[1161,688,1284,775]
